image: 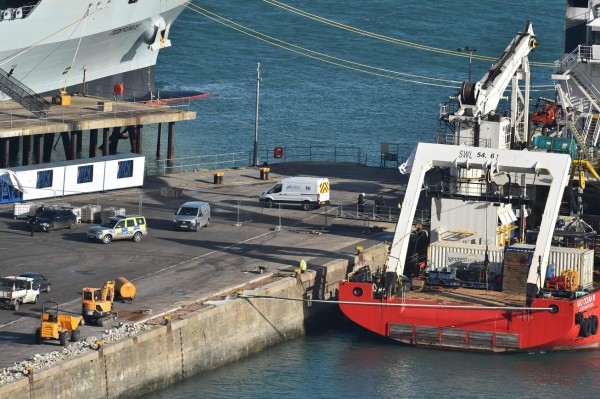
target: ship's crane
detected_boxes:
[449,21,536,148]
[390,143,571,305]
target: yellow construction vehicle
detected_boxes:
[82,280,117,326]
[35,300,82,346]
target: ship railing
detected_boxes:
[556,45,594,74]
[336,202,430,226]
[435,132,491,148]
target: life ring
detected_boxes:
[591,315,599,336]
[113,83,124,95]
[273,146,284,159]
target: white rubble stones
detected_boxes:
[0,322,153,385]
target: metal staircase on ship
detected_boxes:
[0,66,50,118]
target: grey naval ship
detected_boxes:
[0,0,188,101]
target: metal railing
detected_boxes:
[273,146,366,165]
[151,145,368,175]
[152,151,253,175]
[0,98,193,129]
[336,202,430,226]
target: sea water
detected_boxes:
[141,1,598,398]
[148,0,564,169]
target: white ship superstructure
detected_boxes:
[0,0,188,101]
[551,0,600,161]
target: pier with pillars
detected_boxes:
[0,96,196,168]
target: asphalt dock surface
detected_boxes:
[0,162,405,369]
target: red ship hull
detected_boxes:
[339,281,600,352]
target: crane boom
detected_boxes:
[458,21,536,117]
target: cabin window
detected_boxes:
[77,165,94,184]
[117,160,133,179]
[36,170,53,189]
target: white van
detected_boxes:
[173,201,211,231]
[260,177,330,211]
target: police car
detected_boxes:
[87,215,147,244]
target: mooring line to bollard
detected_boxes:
[236,293,555,312]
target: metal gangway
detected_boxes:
[0,66,50,118]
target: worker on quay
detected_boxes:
[357,193,365,213]
[29,214,38,237]
[299,259,307,274]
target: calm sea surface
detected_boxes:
[142,1,597,398]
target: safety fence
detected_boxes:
[152,146,369,175]
[336,202,430,226]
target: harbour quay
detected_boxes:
[0,162,403,398]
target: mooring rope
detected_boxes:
[236,293,554,312]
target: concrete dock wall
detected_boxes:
[0,243,388,399]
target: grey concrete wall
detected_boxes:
[0,244,388,399]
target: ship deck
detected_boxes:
[403,283,599,307]
[406,285,528,307]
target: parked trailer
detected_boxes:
[0,153,145,204]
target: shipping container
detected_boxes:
[428,241,594,290]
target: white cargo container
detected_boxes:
[0,153,144,203]
[509,244,594,290]
[428,241,594,290]
[428,242,505,276]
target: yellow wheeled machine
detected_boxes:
[82,280,117,326]
[36,300,82,346]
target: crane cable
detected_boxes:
[261,0,555,68]
[185,1,461,88]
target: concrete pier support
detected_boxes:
[33,134,42,164]
[9,138,19,161]
[43,133,54,163]
[102,128,109,156]
[75,130,82,157]
[89,129,98,158]
[167,122,175,167]
[156,123,162,158]
[62,132,73,161]
[0,139,8,168]
[135,125,143,154]
[22,135,31,166]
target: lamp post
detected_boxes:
[457,46,477,82]
[253,62,261,167]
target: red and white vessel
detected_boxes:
[339,19,600,352]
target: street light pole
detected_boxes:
[457,46,477,82]
[253,62,261,167]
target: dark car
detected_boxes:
[19,272,51,292]
[34,209,77,232]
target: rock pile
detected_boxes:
[0,322,152,385]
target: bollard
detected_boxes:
[260,167,270,180]
[213,171,223,184]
